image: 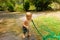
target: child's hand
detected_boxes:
[23,25,29,29]
[26,26,29,29]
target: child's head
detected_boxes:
[26,12,32,20]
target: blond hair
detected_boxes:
[26,12,32,16]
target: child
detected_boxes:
[22,12,32,38]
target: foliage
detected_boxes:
[34,0,52,11]
[23,1,30,11]
[7,2,15,12]
[8,5,14,12]
[0,5,5,11]
[0,0,60,11]
[6,0,15,12]
[0,0,7,11]
[0,0,16,12]
[14,4,23,12]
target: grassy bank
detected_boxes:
[32,14,60,40]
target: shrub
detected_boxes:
[0,6,4,11]
[8,5,14,12]
[34,0,52,11]
[7,2,15,12]
[0,3,7,11]
[35,1,43,11]
[24,1,30,11]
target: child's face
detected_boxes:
[26,13,32,20]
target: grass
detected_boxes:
[32,14,60,40]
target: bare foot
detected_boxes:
[27,34,31,38]
[22,35,25,38]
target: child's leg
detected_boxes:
[22,26,28,38]
[28,33,31,37]
[22,33,25,38]
[27,30,31,37]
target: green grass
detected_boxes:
[32,15,60,40]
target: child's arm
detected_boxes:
[23,20,29,29]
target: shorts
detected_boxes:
[22,26,29,34]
